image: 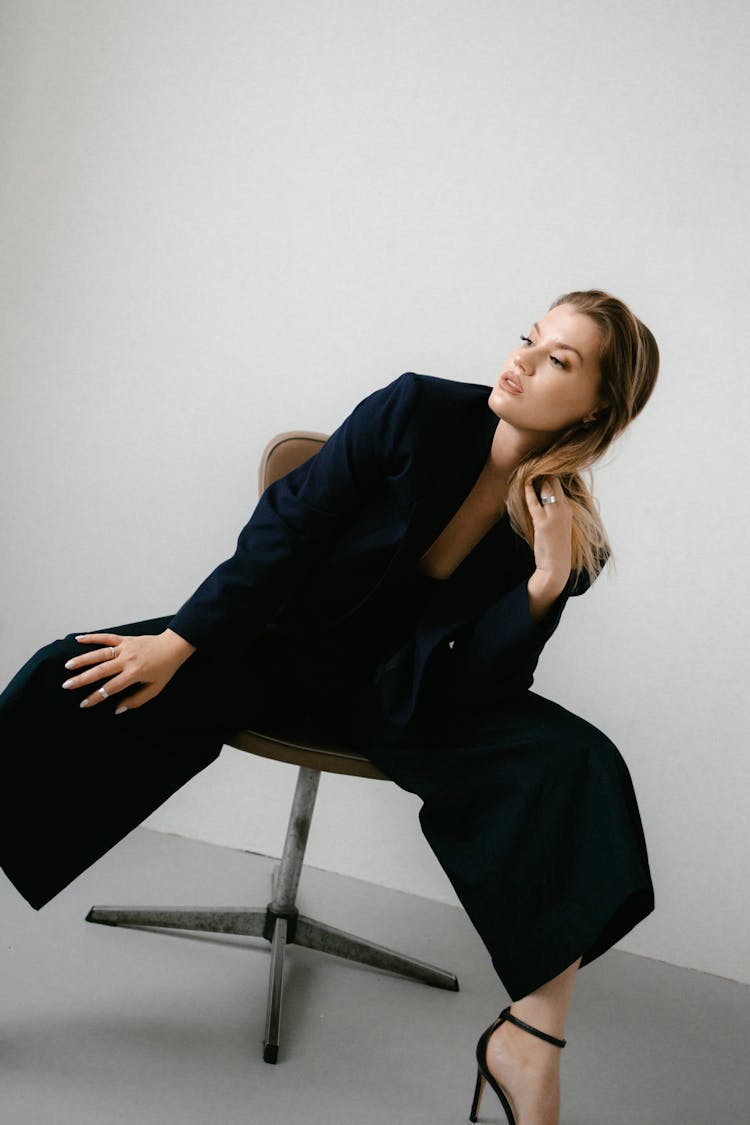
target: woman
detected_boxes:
[1,288,658,1125]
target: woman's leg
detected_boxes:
[507,953,581,1041]
[343,687,655,1001]
[342,688,654,1122]
[0,615,279,910]
[485,955,583,1125]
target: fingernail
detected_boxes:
[115,705,128,715]
[75,635,86,641]
[79,699,89,708]
[62,679,74,689]
[64,659,75,669]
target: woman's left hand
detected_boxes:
[524,476,573,590]
[61,629,196,713]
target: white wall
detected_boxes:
[1,0,748,986]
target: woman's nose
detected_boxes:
[513,353,530,374]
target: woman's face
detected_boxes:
[488,303,605,439]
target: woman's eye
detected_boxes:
[519,334,567,368]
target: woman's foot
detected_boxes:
[484,1011,562,1125]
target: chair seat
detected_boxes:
[227,724,390,780]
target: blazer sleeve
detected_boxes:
[448,579,570,697]
[443,559,602,706]
[372,560,602,727]
[168,371,421,665]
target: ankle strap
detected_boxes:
[498,1005,567,1049]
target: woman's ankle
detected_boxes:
[508,1001,567,1043]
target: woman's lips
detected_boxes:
[499,372,523,394]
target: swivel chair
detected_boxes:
[86,430,459,1063]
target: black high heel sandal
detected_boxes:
[469,1004,567,1124]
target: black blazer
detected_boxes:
[169,372,595,727]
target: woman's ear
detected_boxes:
[583,398,609,425]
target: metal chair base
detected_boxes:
[86,766,459,1062]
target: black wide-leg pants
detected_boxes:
[0,615,655,1002]
[335,687,656,1000]
[0,615,278,912]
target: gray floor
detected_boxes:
[2,829,748,1125]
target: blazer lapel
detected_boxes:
[397,392,502,583]
[322,382,502,630]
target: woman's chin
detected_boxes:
[488,386,514,418]
[488,389,503,420]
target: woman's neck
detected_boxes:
[486,418,551,480]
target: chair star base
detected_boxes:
[86,766,459,1062]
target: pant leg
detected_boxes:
[338,688,656,1001]
[0,615,281,910]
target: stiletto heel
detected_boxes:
[469,1069,486,1120]
[468,1004,566,1124]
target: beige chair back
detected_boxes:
[258,431,328,494]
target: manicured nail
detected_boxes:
[75,635,86,640]
[64,659,75,669]
[79,699,89,708]
[62,679,74,689]
[115,705,128,715]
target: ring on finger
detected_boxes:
[109,646,117,660]
[541,495,557,505]
[98,686,110,700]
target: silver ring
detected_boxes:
[98,686,110,700]
[109,647,117,660]
[541,495,557,505]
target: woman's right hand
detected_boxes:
[524,475,573,587]
[524,476,573,624]
[61,628,196,714]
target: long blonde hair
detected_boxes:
[505,289,660,583]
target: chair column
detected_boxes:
[270,766,320,911]
[262,765,320,1062]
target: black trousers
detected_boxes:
[0,615,655,1002]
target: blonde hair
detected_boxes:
[505,289,660,583]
